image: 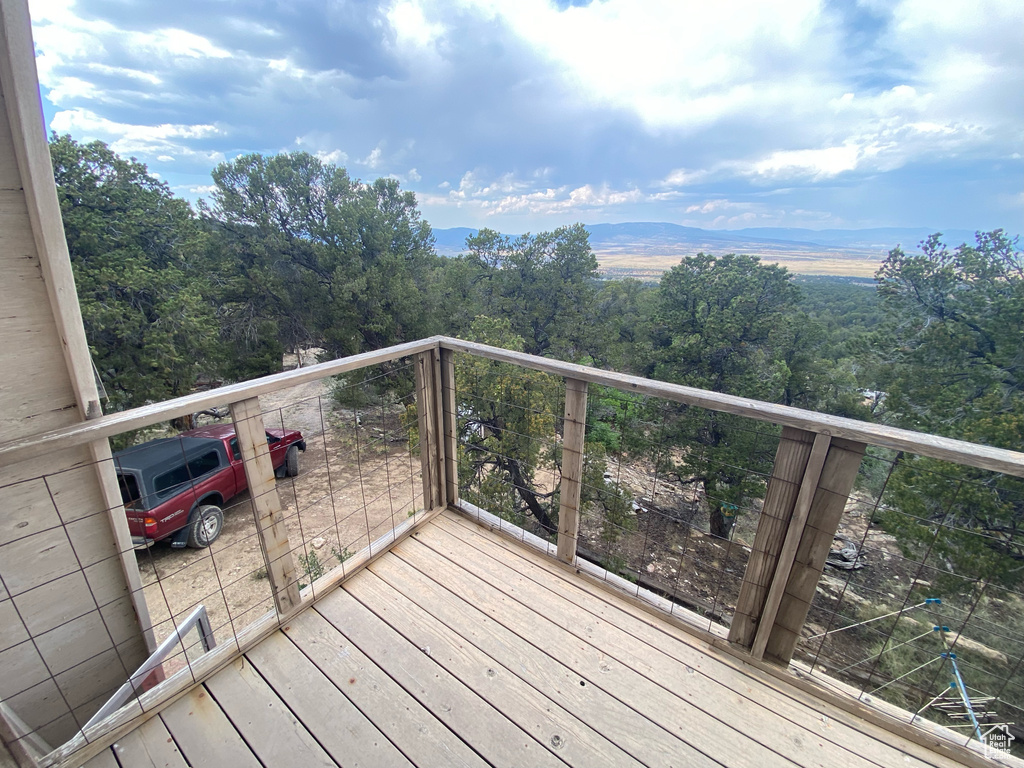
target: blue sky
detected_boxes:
[27,0,1024,232]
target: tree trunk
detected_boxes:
[506,458,558,535]
[709,504,736,539]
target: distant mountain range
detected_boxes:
[431,223,998,256]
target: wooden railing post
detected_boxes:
[0,699,49,768]
[91,439,159,652]
[731,427,815,648]
[730,427,865,665]
[231,397,301,615]
[762,435,866,664]
[557,378,588,565]
[415,349,445,512]
[751,432,832,660]
[440,347,458,506]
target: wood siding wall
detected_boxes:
[0,0,147,750]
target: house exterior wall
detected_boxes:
[0,0,149,750]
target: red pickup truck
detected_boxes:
[114,424,306,549]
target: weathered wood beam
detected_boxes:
[230,397,301,615]
[431,348,447,508]
[440,348,458,506]
[415,351,443,513]
[730,427,815,649]
[731,429,866,665]
[556,378,588,565]
[751,432,832,660]
[764,436,866,665]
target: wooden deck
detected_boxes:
[80,510,974,768]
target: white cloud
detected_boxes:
[360,146,384,169]
[50,108,224,164]
[26,0,1023,231]
[685,199,747,215]
[450,170,532,200]
[86,64,162,85]
[427,171,643,218]
[143,28,231,60]
[28,0,75,21]
[677,200,841,229]
[648,190,689,202]
[181,184,217,195]
[388,0,445,49]
[32,4,231,89]
[316,149,349,166]
[751,145,861,181]
[658,168,711,188]
[449,0,1021,181]
[45,75,98,104]
[51,108,220,140]
[457,0,826,130]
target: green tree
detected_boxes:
[648,253,799,536]
[431,252,483,340]
[794,276,881,361]
[50,134,220,411]
[202,152,438,374]
[875,231,1022,438]
[587,278,657,372]
[456,316,631,538]
[456,316,561,532]
[873,231,1024,586]
[464,224,598,358]
[775,313,874,419]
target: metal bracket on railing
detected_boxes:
[83,605,216,730]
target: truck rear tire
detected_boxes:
[186,505,223,548]
[285,445,300,477]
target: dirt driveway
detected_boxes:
[135,365,423,662]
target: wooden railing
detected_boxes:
[439,339,1024,763]
[4,337,1024,640]
[0,338,444,766]
[4,336,1024,654]
[5,336,1024,766]
[437,337,1024,666]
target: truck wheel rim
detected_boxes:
[202,515,219,541]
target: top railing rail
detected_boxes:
[0,338,438,468]
[437,338,1024,478]
[2,336,1023,479]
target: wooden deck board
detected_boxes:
[346,566,647,768]
[79,750,117,768]
[397,528,798,768]
[159,686,261,768]
[437,511,971,768]
[281,609,486,768]
[432,512,964,768]
[366,547,720,768]
[315,588,567,768]
[204,656,336,768]
[79,509,994,768]
[245,631,415,768]
[110,716,187,768]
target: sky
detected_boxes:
[26,0,1024,233]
